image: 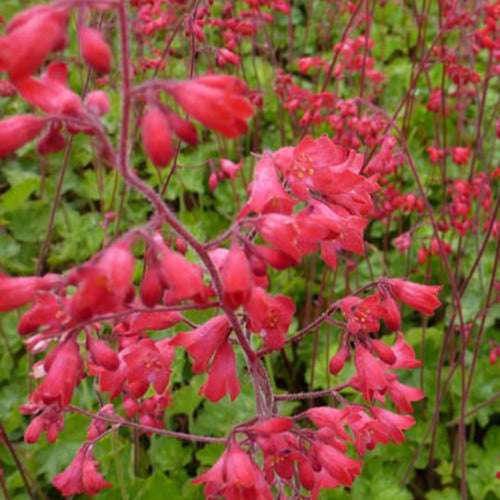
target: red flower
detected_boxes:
[452,146,470,165]
[123,338,174,397]
[387,278,442,315]
[312,441,363,487]
[171,316,230,372]
[141,106,174,168]
[0,273,59,312]
[199,341,241,402]
[221,244,253,309]
[154,235,207,304]
[68,242,135,321]
[52,449,111,497]
[0,114,47,157]
[78,27,111,74]
[167,75,254,138]
[239,154,296,217]
[31,339,83,407]
[0,6,68,80]
[14,61,81,116]
[18,292,65,336]
[193,443,273,500]
[84,90,110,116]
[245,287,295,350]
[370,407,416,443]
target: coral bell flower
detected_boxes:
[78,27,112,74]
[14,62,81,116]
[31,338,83,407]
[193,444,273,500]
[0,6,68,81]
[167,75,254,138]
[52,449,111,497]
[0,114,47,158]
[68,242,134,321]
[171,315,230,373]
[141,106,174,168]
[199,341,241,402]
[387,278,442,315]
[452,146,471,165]
[221,243,253,309]
[0,273,59,312]
[239,154,296,217]
[245,287,295,350]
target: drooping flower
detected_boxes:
[68,242,135,321]
[167,75,254,138]
[0,6,68,80]
[0,273,60,312]
[171,316,230,373]
[387,278,442,315]
[221,243,253,309]
[31,338,83,407]
[141,106,174,168]
[14,61,81,116]
[239,154,296,217]
[193,443,273,500]
[0,114,47,158]
[198,341,241,402]
[52,448,111,497]
[78,26,111,74]
[245,287,295,350]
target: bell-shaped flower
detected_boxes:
[31,338,83,407]
[199,341,241,402]
[52,448,111,497]
[245,287,295,350]
[221,243,253,309]
[167,75,254,138]
[78,26,111,74]
[0,114,47,157]
[171,315,230,373]
[193,443,273,500]
[0,273,59,312]
[0,6,68,80]
[141,106,174,168]
[14,61,81,116]
[239,154,296,217]
[387,279,442,315]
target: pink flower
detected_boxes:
[199,341,241,402]
[167,75,254,138]
[221,244,253,309]
[312,441,363,487]
[78,27,111,74]
[31,339,83,407]
[239,154,296,217]
[171,316,230,373]
[0,273,59,312]
[141,106,174,168]
[0,6,68,80]
[14,61,81,115]
[0,114,47,157]
[193,444,273,500]
[452,146,470,165]
[387,278,442,315]
[245,287,295,350]
[52,449,111,497]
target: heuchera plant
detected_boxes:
[0,0,469,498]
